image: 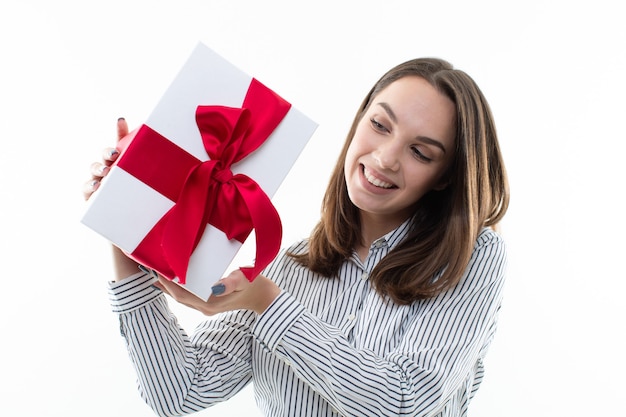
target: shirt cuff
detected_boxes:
[107,268,162,313]
[252,291,305,353]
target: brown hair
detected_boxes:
[289,58,509,304]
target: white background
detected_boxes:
[1,1,624,416]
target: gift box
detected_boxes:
[82,42,318,300]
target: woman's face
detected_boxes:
[344,76,457,228]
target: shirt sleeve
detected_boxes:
[251,230,507,417]
[108,269,256,417]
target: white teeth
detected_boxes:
[363,167,394,189]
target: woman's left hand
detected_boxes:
[153,269,281,316]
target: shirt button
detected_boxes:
[361,272,369,280]
[284,360,291,366]
[348,313,356,321]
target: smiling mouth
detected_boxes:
[363,165,396,189]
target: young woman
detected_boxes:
[85,57,509,417]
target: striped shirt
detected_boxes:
[108,223,507,417]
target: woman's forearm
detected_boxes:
[111,245,141,281]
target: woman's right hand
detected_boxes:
[82,118,128,201]
[83,118,142,280]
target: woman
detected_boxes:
[85,57,509,416]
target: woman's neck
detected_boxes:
[358,212,407,250]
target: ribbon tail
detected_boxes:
[161,163,217,284]
[235,181,283,282]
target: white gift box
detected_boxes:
[81,42,317,300]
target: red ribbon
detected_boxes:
[116,78,291,284]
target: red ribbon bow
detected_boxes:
[117,78,291,284]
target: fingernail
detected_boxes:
[98,165,109,175]
[118,117,125,122]
[108,149,119,158]
[90,179,99,190]
[211,283,226,296]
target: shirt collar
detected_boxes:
[372,217,412,251]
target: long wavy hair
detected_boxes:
[289,58,509,304]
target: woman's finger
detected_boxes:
[83,119,128,201]
[90,161,110,178]
[84,160,111,201]
[101,147,120,164]
[211,269,249,297]
[83,179,99,200]
[117,117,129,141]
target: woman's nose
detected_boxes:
[373,140,400,171]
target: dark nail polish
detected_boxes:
[211,283,226,296]
[118,117,125,121]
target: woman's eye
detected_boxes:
[412,146,432,162]
[370,118,388,132]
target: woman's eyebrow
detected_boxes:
[417,135,447,154]
[376,102,447,153]
[377,102,397,123]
